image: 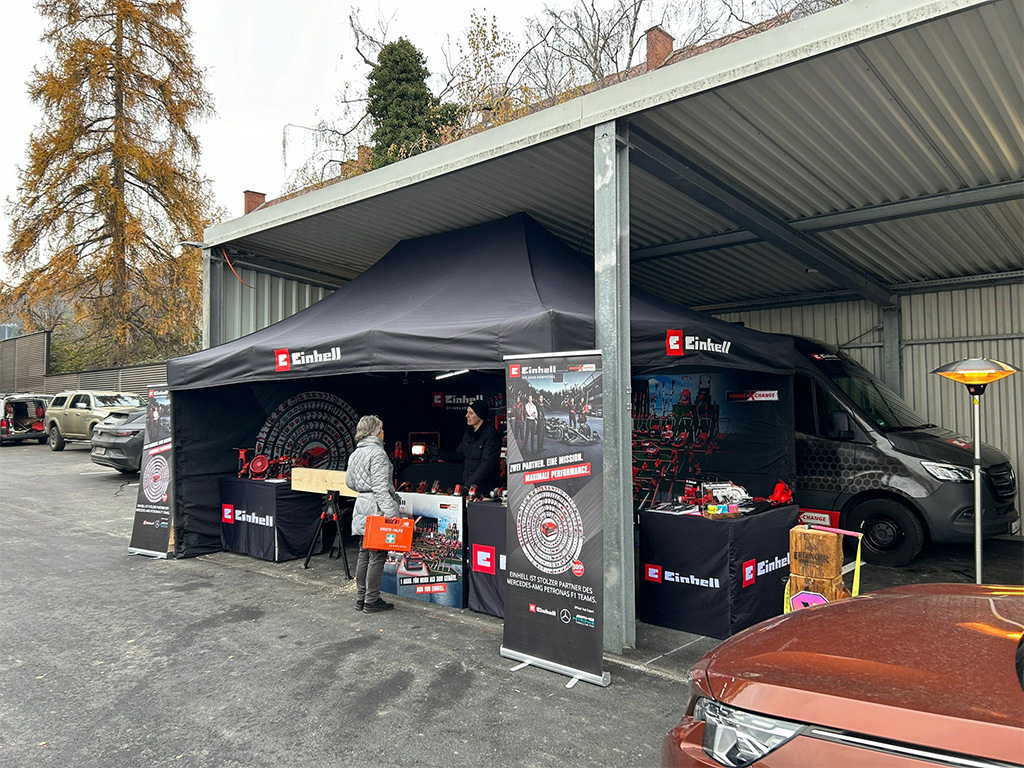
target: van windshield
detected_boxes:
[815,359,932,432]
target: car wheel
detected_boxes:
[847,498,924,567]
[49,426,66,452]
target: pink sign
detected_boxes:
[790,590,829,611]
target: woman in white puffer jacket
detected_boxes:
[346,415,401,613]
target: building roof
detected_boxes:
[204,0,1023,311]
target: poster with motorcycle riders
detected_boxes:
[501,351,606,685]
[129,386,174,557]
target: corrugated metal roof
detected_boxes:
[208,0,1022,308]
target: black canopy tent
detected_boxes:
[168,214,794,556]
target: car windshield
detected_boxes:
[95,394,145,407]
[815,358,931,431]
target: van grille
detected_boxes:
[986,463,1016,503]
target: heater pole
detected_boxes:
[972,393,982,585]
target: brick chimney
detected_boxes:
[243,190,266,215]
[645,25,675,71]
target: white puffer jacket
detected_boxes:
[345,435,401,535]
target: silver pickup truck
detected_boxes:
[45,390,146,450]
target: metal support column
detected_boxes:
[202,249,222,349]
[881,306,902,396]
[594,120,635,652]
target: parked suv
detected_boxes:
[45,391,146,451]
[1,394,52,445]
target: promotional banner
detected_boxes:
[501,351,607,686]
[631,371,793,508]
[380,492,466,608]
[129,386,174,557]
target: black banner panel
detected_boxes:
[129,386,174,557]
[501,352,607,686]
[467,501,507,618]
[637,505,799,638]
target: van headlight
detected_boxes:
[694,698,804,767]
[921,461,974,482]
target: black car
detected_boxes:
[90,408,146,473]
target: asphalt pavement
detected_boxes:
[1,443,686,768]
[2,441,1020,767]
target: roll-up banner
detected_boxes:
[500,351,609,687]
[129,386,174,557]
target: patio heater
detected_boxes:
[931,357,1019,584]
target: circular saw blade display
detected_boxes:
[143,454,170,503]
[516,485,585,575]
[255,391,358,470]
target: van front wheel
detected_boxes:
[848,499,924,567]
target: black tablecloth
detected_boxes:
[637,504,799,638]
[465,500,507,618]
[219,477,327,562]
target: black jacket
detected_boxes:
[438,422,502,492]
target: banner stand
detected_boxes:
[500,647,611,688]
[501,351,609,688]
[128,385,175,559]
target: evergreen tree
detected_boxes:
[3,0,217,366]
[366,38,462,167]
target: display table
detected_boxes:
[466,500,507,618]
[397,462,464,491]
[219,476,328,562]
[637,504,799,638]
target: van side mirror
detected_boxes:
[829,410,856,441]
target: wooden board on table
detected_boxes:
[290,468,358,497]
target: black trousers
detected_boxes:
[356,545,388,604]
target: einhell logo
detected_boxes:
[742,554,790,588]
[222,504,235,524]
[274,346,341,372]
[646,562,720,589]
[686,335,732,355]
[432,392,444,407]
[472,544,496,575]
[517,364,556,377]
[666,330,684,356]
[236,510,274,527]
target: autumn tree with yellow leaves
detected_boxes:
[3,0,218,368]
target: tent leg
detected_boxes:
[595,119,636,653]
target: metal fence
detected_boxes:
[0,331,50,394]
[42,363,168,396]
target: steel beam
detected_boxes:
[594,119,636,653]
[882,307,903,395]
[201,249,222,349]
[633,180,1024,262]
[629,126,898,308]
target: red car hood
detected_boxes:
[704,584,1024,762]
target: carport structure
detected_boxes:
[199,0,1023,652]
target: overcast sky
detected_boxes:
[0,0,556,251]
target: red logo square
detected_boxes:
[529,603,537,613]
[222,504,235,524]
[645,564,662,582]
[509,364,521,378]
[742,558,756,587]
[472,544,496,574]
[274,348,291,372]
[432,392,444,407]
[666,330,684,356]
